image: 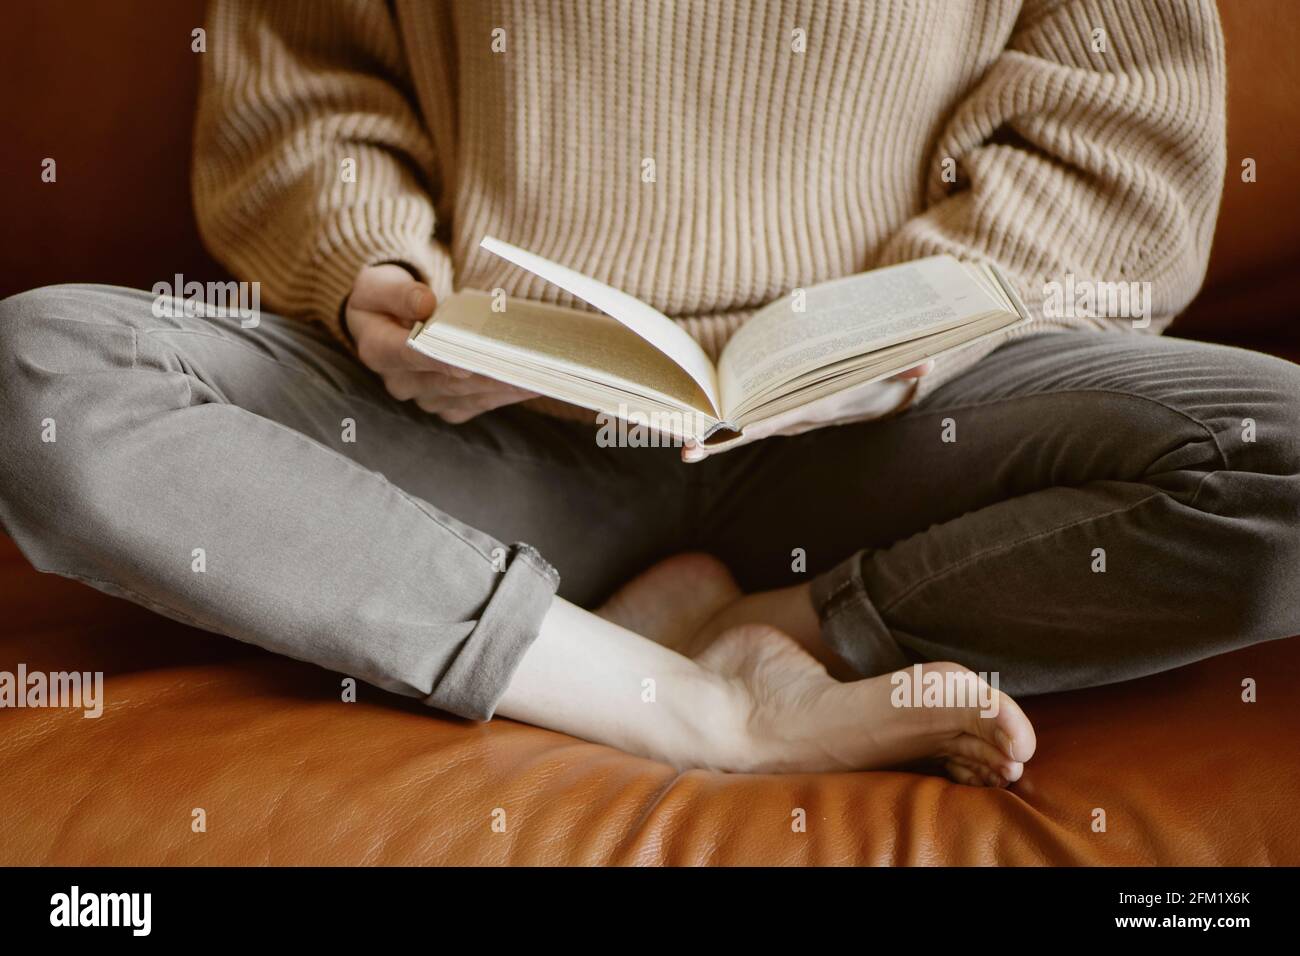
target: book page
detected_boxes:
[732,311,1018,428]
[480,237,720,415]
[717,256,1003,416]
[422,291,716,413]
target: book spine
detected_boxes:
[989,264,1034,324]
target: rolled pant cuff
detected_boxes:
[810,552,912,678]
[427,543,560,721]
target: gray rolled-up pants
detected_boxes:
[1,284,1297,719]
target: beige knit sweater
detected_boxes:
[193,0,1225,403]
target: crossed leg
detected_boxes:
[694,331,1300,696]
[0,284,1033,781]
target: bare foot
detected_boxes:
[597,556,1036,785]
[700,625,1037,784]
[598,556,837,668]
[696,582,857,678]
[596,553,741,651]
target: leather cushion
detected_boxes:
[2,535,1296,865]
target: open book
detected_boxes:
[408,237,1031,449]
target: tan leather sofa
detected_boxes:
[1,1,1297,865]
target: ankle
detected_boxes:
[657,668,753,772]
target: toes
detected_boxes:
[944,757,1005,788]
[940,733,1022,782]
[944,760,982,786]
[987,691,1036,765]
[906,662,1037,768]
[940,674,1035,765]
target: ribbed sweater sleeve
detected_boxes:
[875,0,1227,398]
[192,0,454,344]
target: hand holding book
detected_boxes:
[407,237,1031,451]
[347,263,538,422]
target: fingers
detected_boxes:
[682,440,709,464]
[381,366,533,403]
[346,263,443,369]
[350,307,471,376]
[380,367,537,421]
[346,264,535,423]
[415,388,539,424]
[350,308,407,370]
[350,263,437,326]
[890,359,934,381]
